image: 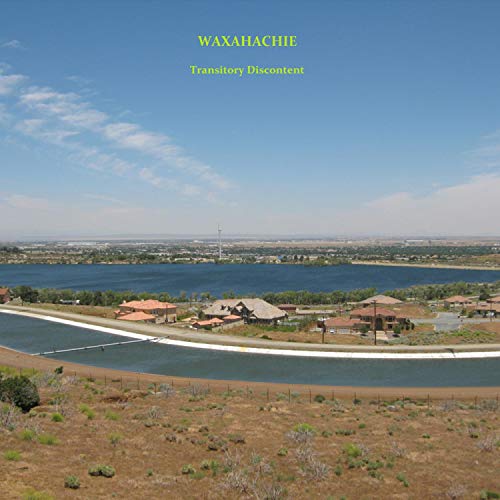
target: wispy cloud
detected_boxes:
[1,194,52,210]
[0,73,25,95]
[1,40,25,50]
[0,65,231,198]
[465,130,500,171]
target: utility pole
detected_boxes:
[372,300,377,346]
[217,224,222,260]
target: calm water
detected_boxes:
[1,264,499,296]
[1,314,499,387]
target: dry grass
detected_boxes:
[0,371,498,499]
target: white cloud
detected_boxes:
[329,174,500,236]
[0,73,25,95]
[1,40,24,50]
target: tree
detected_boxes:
[0,376,40,412]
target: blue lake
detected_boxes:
[0,314,499,387]
[0,263,499,296]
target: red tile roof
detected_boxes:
[224,314,242,321]
[324,317,362,328]
[350,307,399,317]
[194,318,224,327]
[444,295,470,303]
[121,300,176,311]
[0,288,9,295]
[117,311,156,322]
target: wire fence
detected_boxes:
[13,365,498,410]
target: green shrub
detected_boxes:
[22,488,54,500]
[64,475,80,489]
[480,491,500,500]
[104,410,119,421]
[38,433,58,445]
[181,464,195,474]
[396,473,409,487]
[88,465,115,478]
[277,447,288,456]
[51,413,64,423]
[314,394,326,403]
[293,423,317,434]
[0,376,40,412]
[109,433,122,446]
[343,443,362,458]
[78,404,95,420]
[19,429,36,441]
[4,450,21,461]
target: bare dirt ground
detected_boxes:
[0,359,499,500]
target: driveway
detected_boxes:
[411,312,497,332]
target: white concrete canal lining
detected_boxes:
[1,309,500,360]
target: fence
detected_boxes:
[12,365,500,409]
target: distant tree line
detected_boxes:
[5,280,499,306]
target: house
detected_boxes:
[349,307,409,332]
[278,304,298,313]
[0,288,10,304]
[192,318,224,329]
[322,317,363,334]
[116,311,156,323]
[469,303,500,318]
[203,298,287,324]
[358,294,402,306]
[488,295,500,304]
[443,295,471,308]
[115,299,177,323]
[223,314,244,325]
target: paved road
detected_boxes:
[411,312,498,332]
[2,305,500,354]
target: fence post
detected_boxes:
[309,389,312,403]
[288,388,291,403]
[427,394,430,409]
[266,388,269,401]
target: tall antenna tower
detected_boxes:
[217,224,222,259]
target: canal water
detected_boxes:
[1,314,499,387]
[1,263,499,296]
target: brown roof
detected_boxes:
[488,296,500,303]
[224,314,242,321]
[203,299,286,321]
[117,311,156,322]
[359,294,402,305]
[194,318,224,327]
[121,299,176,311]
[0,288,9,295]
[443,295,470,303]
[324,317,362,328]
[350,307,399,318]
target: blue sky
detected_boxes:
[1,0,500,238]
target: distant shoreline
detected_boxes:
[1,261,500,271]
[352,261,500,271]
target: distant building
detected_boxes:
[488,295,500,304]
[443,295,472,308]
[192,318,224,329]
[203,298,287,324]
[358,294,402,306]
[349,307,409,332]
[278,304,298,313]
[469,302,500,318]
[115,299,177,323]
[322,317,363,334]
[116,311,156,323]
[0,288,10,304]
